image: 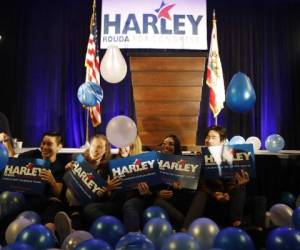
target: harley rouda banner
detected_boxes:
[201,143,256,179]
[101,0,207,50]
[0,158,50,194]
[63,154,107,205]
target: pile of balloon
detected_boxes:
[2,196,300,249]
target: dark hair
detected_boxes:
[162,134,182,155]
[42,131,63,145]
[204,126,227,142]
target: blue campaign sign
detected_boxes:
[156,153,202,190]
[0,157,50,194]
[108,151,161,190]
[63,154,107,205]
[201,143,256,179]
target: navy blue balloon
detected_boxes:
[213,227,255,250]
[74,239,113,250]
[115,232,155,250]
[143,206,168,223]
[161,232,200,250]
[77,81,103,107]
[0,143,9,171]
[16,224,55,250]
[17,210,41,224]
[266,227,300,250]
[226,72,256,113]
[280,192,296,208]
[3,243,34,250]
[292,207,300,231]
[0,191,26,218]
[90,216,125,248]
[143,218,173,250]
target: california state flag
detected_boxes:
[206,13,225,118]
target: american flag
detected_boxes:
[206,11,225,119]
[85,0,101,127]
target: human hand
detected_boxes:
[137,182,151,195]
[214,192,230,202]
[234,170,250,186]
[106,176,122,191]
[96,187,108,197]
[65,161,76,171]
[172,181,182,190]
[158,189,173,199]
[40,169,56,186]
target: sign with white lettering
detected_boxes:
[63,154,107,205]
[156,153,201,190]
[101,0,207,50]
[108,151,161,190]
[201,144,256,179]
[0,158,50,194]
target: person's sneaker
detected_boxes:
[54,211,73,244]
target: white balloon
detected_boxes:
[246,136,261,152]
[106,116,137,148]
[229,135,245,145]
[100,46,127,84]
[269,203,293,227]
[5,218,33,244]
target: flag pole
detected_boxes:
[85,109,90,146]
[213,9,217,126]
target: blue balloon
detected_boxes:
[143,218,173,250]
[280,192,296,208]
[0,143,9,171]
[265,134,285,152]
[0,191,26,218]
[229,135,245,145]
[115,232,155,250]
[161,232,200,250]
[16,224,55,250]
[292,207,300,231]
[266,227,300,250]
[77,81,103,107]
[226,72,256,113]
[3,243,34,250]
[17,210,41,224]
[143,206,168,223]
[75,239,113,250]
[90,216,125,248]
[213,227,255,250]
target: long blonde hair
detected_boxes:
[130,135,143,156]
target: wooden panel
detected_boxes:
[135,101,200,116]
[137,116,198,131]
[132,71,204,86]
[140,130,197,146]
[133,86,202,101]
[130,57,206,71]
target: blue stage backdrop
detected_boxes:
[0,0,300,148]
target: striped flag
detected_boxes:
[85,0,101,127]
[206,11,225,118]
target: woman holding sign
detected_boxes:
[154,135,208,231]
[58,134,123,241]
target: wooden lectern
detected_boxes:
[130,52,207,150]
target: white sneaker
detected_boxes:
[54,211,73,244]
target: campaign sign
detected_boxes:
[0,157,50,194]
[108,151,160,190]
[201,144,256,179]
[156,153,201,190]
[63,154,107,205]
